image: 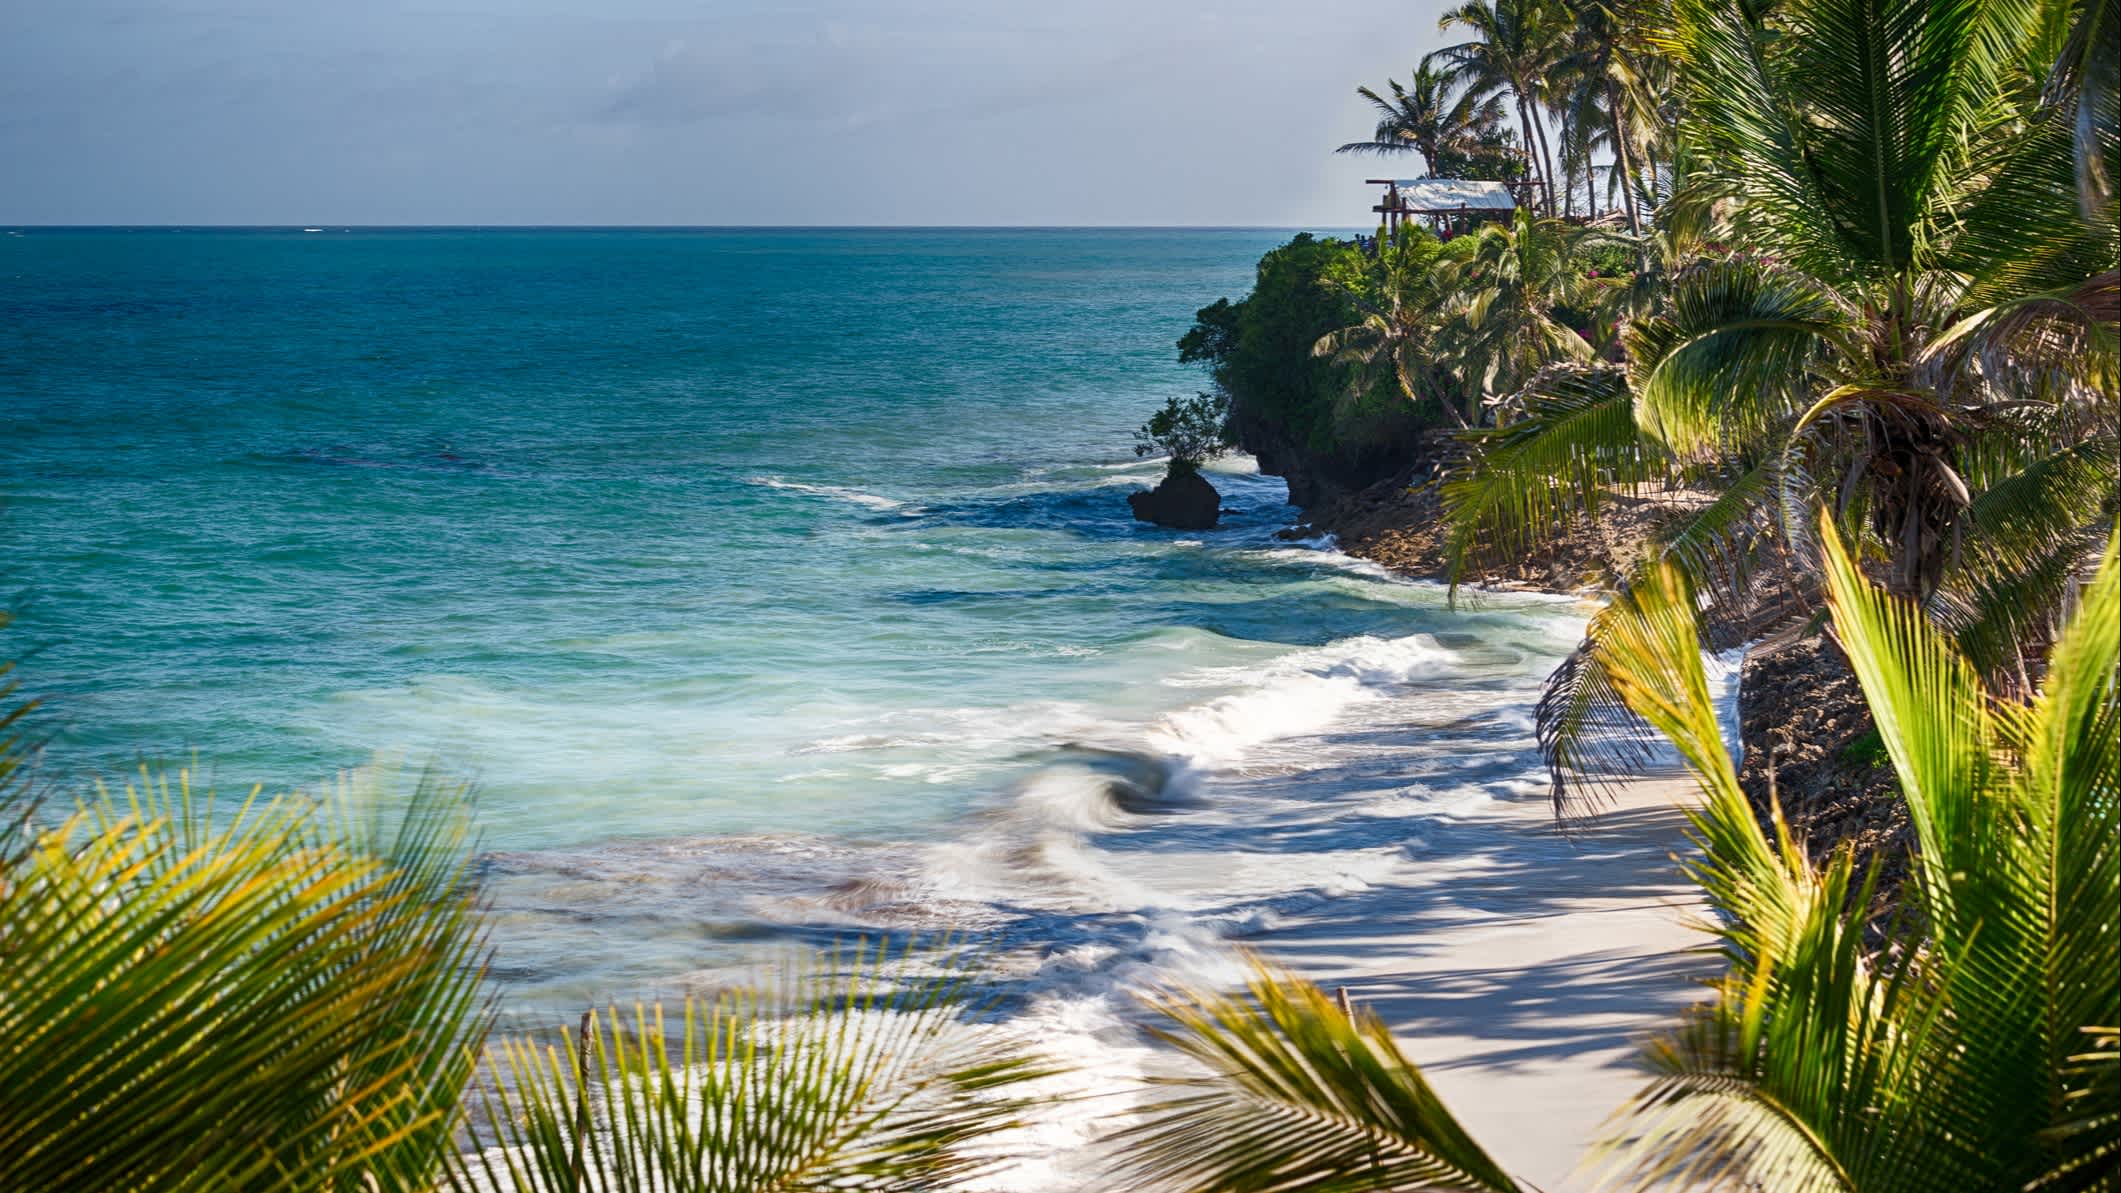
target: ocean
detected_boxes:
[2,228,1589,1049]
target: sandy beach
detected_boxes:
[1262,773,1714,1190]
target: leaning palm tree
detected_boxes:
[1337,65,1511,179]
[1115,519,2120,1192]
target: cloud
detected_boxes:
[0,0,1464,225]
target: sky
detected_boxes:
[0,0,1464,226]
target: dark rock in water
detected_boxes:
[1127,469,1221,530]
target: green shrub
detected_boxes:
[1134,392,1234,475]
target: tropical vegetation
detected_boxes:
[1119,522,2119,1191]
[1135,391,1235,475]
[1199,0,2118,812]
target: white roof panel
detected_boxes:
[1378,179,1516,210]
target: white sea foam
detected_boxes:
[456,523,1750,1190]
[746,474,916,512]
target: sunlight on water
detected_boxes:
[3,229,1593,1046]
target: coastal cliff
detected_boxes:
[1177,235,1433,511]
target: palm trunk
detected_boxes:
[1395,355,1469,428]
[1557,109,1576,218]
[1605,80,1644,238]
[1528,98,1560,217]
[1514,99,1542,211]
[1606,81,1647,278]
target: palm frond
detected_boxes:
[451,942,1049,1192]
[1115,959,1521,1193]
[1929,436,2118,676]
[2044,0,2119,220]
[1440,364,1659,589]
[1623,258,1851,459]
[1815,511,1996,915]
[1653,456,1785,610]
[1534,623,1659,818]
[1948,103,2121,307]
[1920,270,2120,408]
[1592,547,1970,1190]
[0,771,491,1192]
[2033,1027,2121,1190]
[1670,0,2044,279]
[1999,529,2121,1180]
[1820,518,2121,1185]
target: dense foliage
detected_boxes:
[1180,214,1637,497]
[1178,235,1367,452]
[1179,0,2118,815]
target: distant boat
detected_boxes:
[303,228,323,233]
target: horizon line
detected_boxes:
[2,223,1364,232]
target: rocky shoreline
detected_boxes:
[1279,467,1686,594]
[1277,462,1913,925]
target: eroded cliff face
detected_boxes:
[1224,392,1424,510]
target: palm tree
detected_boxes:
[1313,215,1622,428]
[1336,65,1509,179]
[1430,209,1614,403]
[1312,231,1476,426]
[1428,0,1572,214]
[1441,0,2118,806]
[1118,521,2120,1192]
[1555,0,1661,237]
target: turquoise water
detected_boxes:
[4,228,1586,1015]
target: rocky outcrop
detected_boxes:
[1128,469,1221,530]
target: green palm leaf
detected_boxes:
[0,771,490,1192]
[1623,258,1852,458]
[450,942,1049,1192]
[1819,518,2121,1186]
[1592,541,1957,1189]
[1115,960,1521,1193]
[1440,363,1659,589]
